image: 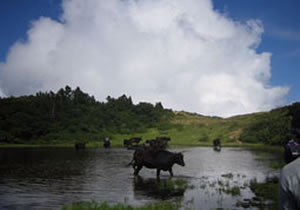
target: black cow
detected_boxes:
[145,137,170,150]
[131,137,142,144]
[213,138,221,151]
[123,139,130,147]
[104,137,111,148]
[74,142,86,149]
[129,148,185,179]
[123,137,142,149]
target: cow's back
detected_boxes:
[152,150,176,170]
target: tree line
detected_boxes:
[1,85,300,146]
[0,86,173,144]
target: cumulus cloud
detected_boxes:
[0,0,289,117]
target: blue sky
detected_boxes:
[0,0,62,60]
[0,0,299,116]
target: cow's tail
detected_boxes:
[127,158,135,167]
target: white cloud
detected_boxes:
[0,0,289,117]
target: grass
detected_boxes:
[0,111,278,148]
[250,177,279,201]
[240,177,280,209]
[98,111,281,147]
[157,179,193,192]
[0,110,287,152]
[62,201,180,210]
[221,173,234,179]
[134,178,194,199]
[221,185,241,196]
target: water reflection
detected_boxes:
[0,147,281,209]
[0,148,90,179]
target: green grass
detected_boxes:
[62,201,180,210]
[247,177,279,209]
[157,179,193,192]
[250,177,279,201]
[106,110,269,147]
[221,173,234,179]
[0,110,283,148]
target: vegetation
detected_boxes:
[62,201,180,210]
[156,179,194,196]
[246,177,279,209]
[1,86,300,146]
[0,86,173,145]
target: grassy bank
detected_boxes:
[62,201,180,210]
[0,141,266,148]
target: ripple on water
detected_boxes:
[0,147,280,209]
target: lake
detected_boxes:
[0,147,281,209]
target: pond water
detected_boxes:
[0,147,281,209]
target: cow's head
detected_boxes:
[175,153,185,166]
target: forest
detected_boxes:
[0,85,300,146]
[0,86,173,144]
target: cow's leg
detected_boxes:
[132,163,136,170]
[168,168,173,177]
[134,165,142,176]
[156,169,161,179]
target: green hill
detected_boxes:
[0,86,299,147]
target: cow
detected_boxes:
[129,147,185,179]
[145,136,171,150]
[213,138,221,151]
[74,142,86,149]
[123,137,142,149]
[104,137,111,148]
[123,139,130,147]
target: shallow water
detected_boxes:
[0,147,280,209]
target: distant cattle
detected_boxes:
[123,137,142,149]
[74,142,86,149]
[145,136,171,150]
[213,139,221,151]
[0,136,9,143]
[104,137,111,148]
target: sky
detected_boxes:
[0,0,299,117]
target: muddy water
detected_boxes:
[0,147,281,209]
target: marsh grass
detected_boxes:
[224,186,241,196]
[250,177,279,201]
[134,178,193,200]
[145,179,194,199]
[62,201,180,210]
[221,173,234,179]
[216,180,240,196]
[157,179,193,192]
[237,177,280,209]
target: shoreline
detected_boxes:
[0,142,278,149]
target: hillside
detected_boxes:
[166,109,290,146]
[0,86,299,146]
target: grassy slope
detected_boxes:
[107,111,267,147]
[0,110,269,147]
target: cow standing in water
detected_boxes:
[213,138,221,151]
[104,137,111,148]
[129,147,185,179]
